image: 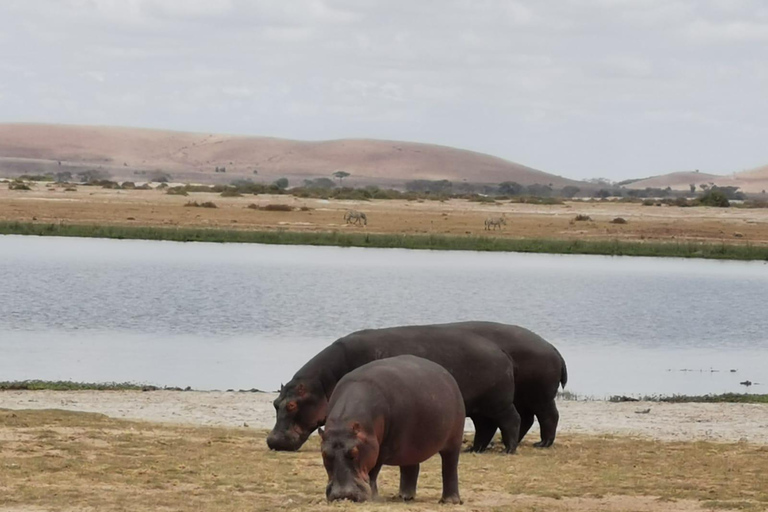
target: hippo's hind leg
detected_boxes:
[533,399,559,448]
[480,398,521,454]
[438,445,462,504]
[466,416,497,453]
[398,464,420,501]
[517,407,535,443]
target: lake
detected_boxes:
[2,235,767,398]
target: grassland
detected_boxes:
[2,220,768,261]
[1,408,766,512]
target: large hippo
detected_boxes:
[320,355,465,504]
[267,325,520,454]
[448,322,567,449]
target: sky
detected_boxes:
[1,0,767,181]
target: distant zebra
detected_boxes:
[344,210,368,226]
[484,216,507,230]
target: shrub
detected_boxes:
[698,190,730,207]
[261,204,293,211]
[574,214,592,221]
[167,187,189,196]
[611,217,628,224]
[184,201,218,208]
[220,188,242,197]
[9,181,31,190]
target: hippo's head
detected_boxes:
[320,422,379,502]
[266,380,328,451]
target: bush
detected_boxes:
[261,204,293,211]
[220,188,242,197]
[167,187,189,196]
[574,214,592,221]
[611,217,628,224]
[184,201,218,208]
[9,181,31,190]
[698,190,730,208]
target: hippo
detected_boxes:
[448,322,567,449]
[267,321,567,452]
[320,355,465,504]
[267,325,520,454]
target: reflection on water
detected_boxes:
[2,235,767,397]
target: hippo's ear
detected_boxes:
[317,427,325,440]
[296,383,306,397]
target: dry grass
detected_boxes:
[1,409,766,512]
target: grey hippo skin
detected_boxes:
[449,322,568,449]
[321,355,465,504]
[267,323,521,454]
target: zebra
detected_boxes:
[344,210,367,226]
[484,216,507,230]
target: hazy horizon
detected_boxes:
[1,1,767,181]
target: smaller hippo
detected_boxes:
[319,355,465,504]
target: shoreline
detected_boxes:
[2,389,767,444]
[3,221,768,261]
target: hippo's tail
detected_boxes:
[557,349,568,389]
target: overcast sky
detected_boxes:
[1,0,767,180]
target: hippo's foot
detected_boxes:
[503,446,518,454]
[397,493,415,502]
[463,445,486,453]
[439,494,462,505]
[533,439,554,448]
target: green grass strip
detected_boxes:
[1,221,767,260]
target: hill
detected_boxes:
[626,167,768,194]
[0,123,582,189]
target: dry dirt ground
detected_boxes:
[2,184,768,244]
[1,393,767,512]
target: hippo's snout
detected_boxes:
[266,430,302,451]
[326,480,372,503]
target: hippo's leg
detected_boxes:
[533,399,559,448]
[398,464,420,501]
[488,401,521,454]
[369,463,383,501]
[517,407,535,443]
[467,416,497,453]
[438,446,462,504]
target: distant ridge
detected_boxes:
[0,123,583,188]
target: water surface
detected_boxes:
[2,235,767,397]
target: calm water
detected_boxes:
[2,235,767,398]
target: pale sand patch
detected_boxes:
[1,390,767,444]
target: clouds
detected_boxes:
[1,0,767,179]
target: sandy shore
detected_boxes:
[2,390,766,444]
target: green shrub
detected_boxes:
[698,190,730,207]
[167,187,189,196]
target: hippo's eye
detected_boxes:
[286,401,298,413]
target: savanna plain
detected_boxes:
[2,183,768,511]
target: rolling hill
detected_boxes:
[0,123,583,189]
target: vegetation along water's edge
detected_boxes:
[1,221,768,261]
[3,381,768,404]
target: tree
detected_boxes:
[77,169,110,183]
[498,181,523,196]
[700,184,709,191]
[332,171,351,185]
[55,171,72,183]
[595,189,611,199]
[689,184,696,193]
[304,177,336,189]
[273,177,289,190]
[526,183,553,197]
[560,185,580,198]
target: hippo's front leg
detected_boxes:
[369,463,382,501]
[398,464,420,501]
